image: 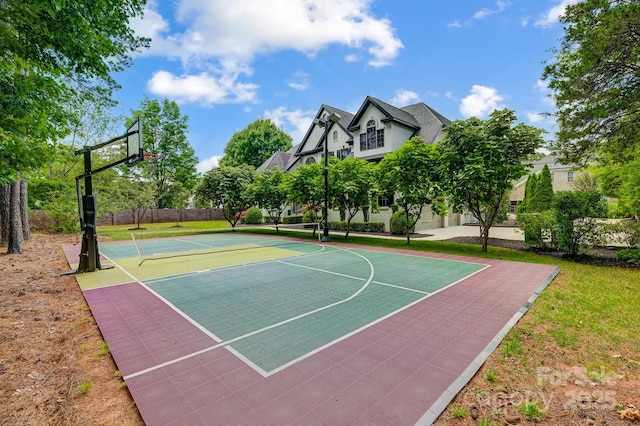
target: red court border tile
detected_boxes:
[64,239,559,426]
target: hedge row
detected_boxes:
[328,221,385,233]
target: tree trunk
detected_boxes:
[0,184,9,246]
[20,179,30,241]
[7,180,23,254]
[480,222,489,252]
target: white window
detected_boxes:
[360,119,383,151]
[568,171,574,182]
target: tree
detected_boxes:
[284,162,325,215]
[220,118,293,168]
[519,173,537,214]
[196,165,256,229]
[330,158,377,238]
[553,191,608,255]
[248,167,289,228]
[377,137,444,244]
[129,98,199,209]
[531,165,554,212]
[1,0,148,252]
[543,0,640,165]
[439,109,544,251]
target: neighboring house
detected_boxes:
[509,154,584,213]
[260,96,463,231]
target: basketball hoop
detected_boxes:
[143,152,157,160]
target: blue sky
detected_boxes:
[114,0,578,173]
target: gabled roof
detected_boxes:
[347,96,420,131]
[288,104,355,170]
[400,102,451,143]
[512,154,576,188]
[256,150,292,171]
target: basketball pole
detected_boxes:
[69,118,143,274]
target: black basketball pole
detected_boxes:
[76,150,102,273]
[67,118,142,274]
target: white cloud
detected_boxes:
[526,112,545,123]
[446,20,463,28]
[535,0,580,28]
[136,0,402,106]
[287,72,309,91]
[147,70,259,105]
[197,155,221,174]
[459,85,505,118]
[143,0,402,67]
[391,89,421,106]
[473,0,508,20]
[264,107,316,144]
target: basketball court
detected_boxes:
[64,232,559,425]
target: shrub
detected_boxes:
[518,211,556,249]
[616,248,640,265]
[552,191,608,255]
[389,210,414,235]
[282,216,303,224]
[302,209,318,224]
[328,221,385,233]
[606,220,640,248]
[244,207,263,224]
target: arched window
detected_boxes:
[305,157,316,164]
[332,130,338,142]
[360,119,384,151]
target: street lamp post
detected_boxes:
[314,112,341,242]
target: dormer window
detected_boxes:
[359,119,384,151]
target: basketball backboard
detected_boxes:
[126,116,143,166]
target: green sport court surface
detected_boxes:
[66,232,559,425]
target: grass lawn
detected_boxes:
[98,221,640,424]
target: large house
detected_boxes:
[509,154,585,213]
[259,96,464,231]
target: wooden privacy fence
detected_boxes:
[97,208,225,226]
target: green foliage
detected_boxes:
[485,370,499,383]
[519,173,537,214]
[330,158,377,237]
[502,332,524,357]
[531,165,554,212]
[128,98,198,209]
[282,216,303,224]
[616,248,640,265]
[244,207,263,224]
[439,109,544,251]
[0,0,149,183]
[248,167,289,225]
[75,380,94,395]
[520,401,547,422]
[377,137,443,244]
[543,0,640,166]
[389,210,414,235]
[302,210,318,224]
[27,178,79,232]
[552,191,608,255]
[613,221,640,248]
[328,221,385,233]
[284,163,324,212]
[518,211,556,250]
[196,165,256,228]
[450,405,468,418]
[220,118,293,168]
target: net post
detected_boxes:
[132,233,145,265]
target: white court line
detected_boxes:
[99,244,490,380]
[122,245,375,380]
[141,244,328,285]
